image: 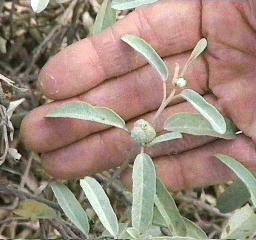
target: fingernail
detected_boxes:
[38,63,60,98]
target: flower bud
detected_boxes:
[176,77,187,88]
[131,119,156,145]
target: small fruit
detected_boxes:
[131,119,156,145]
[176,78,187,88]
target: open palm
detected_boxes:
[21,0,256,191]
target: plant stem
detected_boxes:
[180,57,191,77]
[153,63,180,124]
[172,63,180,86]
[140,146,144,154]
[152,88,176,124]
[152,81,167,123]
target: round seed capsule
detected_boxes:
[131,119,156,145]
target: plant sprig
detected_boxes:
[35,1,256,239]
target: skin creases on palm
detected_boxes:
[20,0,256,190]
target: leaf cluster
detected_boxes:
[28,1,256,239]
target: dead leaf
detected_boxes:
[14,200,57,220]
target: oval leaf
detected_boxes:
[121,34,169,81]
[14,200,57,220]
[152,212,207,238]
[180,89,226,134]
[150,237,197,240]
[92,0,116,35]
[221,205,256,239]
[188,38,207,62]
[112,0,158,10]
[51,183,89,235]
[47,102,127,130]
[183,218,207,239]
[181,39,207,76]
[132,153,156,233]
[155,178,186,236]
[31,0,50,13]
[217,179,250,213]
[80,177,119,237]
[216,154,256,207]
[126,227,140,239]
[147,132,183,147]
[165,113,236,139]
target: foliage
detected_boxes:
[164,113,237,140]
[14,200,57,220]
[17,0,256,239]
[216,179,250,213]
[48,21,256,240]
[111,0,159,10]
[221,205,256,239]
[92,0,117,35]
[51,183,90,235]
[121,34,169,81]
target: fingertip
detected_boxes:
[37,38,106,100]
[20,107,57,153]
[38,70,54,99]
[20,113,37,151]
[38,57,63,100]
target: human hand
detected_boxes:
[21,0,256,191]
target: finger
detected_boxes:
[42,131,214,180]
[39,0,201,100]
[21,53,208,153]
[211,76,256,143]
[122,135,256,191]
[40,94,218,179]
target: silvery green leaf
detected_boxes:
[31,0,50,13]
[112,0,159,10]
[181,39,207,76]
[47,102,127,130]
[146,225,163,237]
[132,153,156,233]
[155,178,186,236]
[125,226,162,239]
[221,205,256,239]
[102,223,129,238]
[150,237,197,240]
[164,113,236,139]
[117,224,130,239]
[188,38,207,62]
[217,179,250,213]
[183,218,207,239]
[51,183,89,235]
[216,154,256,207]
[121,35,169,81]
[92,0,116,35]
[147,132,182,147]
[80,177,119,237]
[152,206,167,227]
[180,89,226,134]
[126,227,141,239]
[153,210,207,239]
